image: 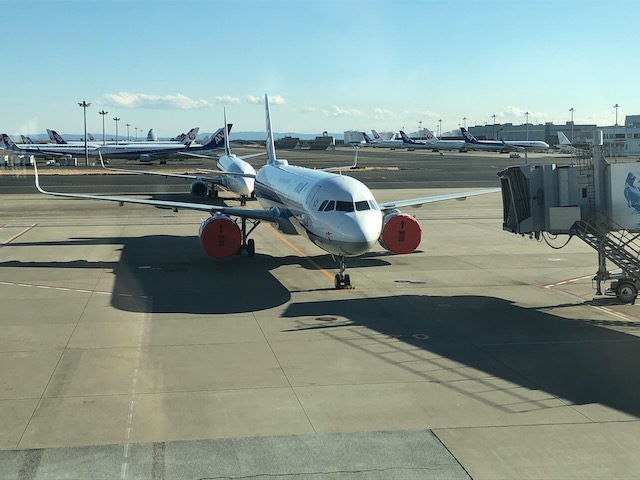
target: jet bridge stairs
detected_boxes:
[499,151,640,303]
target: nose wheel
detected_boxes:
[334,256,352,289]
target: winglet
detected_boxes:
[265,94,277,165]
[33,160,47,194]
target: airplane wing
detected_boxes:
[180,151,266,161]
[33,162,278,222]
[378,188,501,211]
[321,148,358,172]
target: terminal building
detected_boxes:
[435,115,640,157]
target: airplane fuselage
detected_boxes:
[254,161,382,257]
[217,154,256,197]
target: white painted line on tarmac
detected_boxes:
[0,224,37,247]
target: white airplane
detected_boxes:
[398,130,465,152]
[361,131,404,149]
[96,126,224,162]
[100,114,260,205]
[460,127,549,152]
[2,133,100,157]
[47,129,101,147]
[555,131,576,153]
[33,94,500,289]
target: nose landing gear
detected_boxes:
[334,255,352,289]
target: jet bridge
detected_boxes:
[499,139,640,303]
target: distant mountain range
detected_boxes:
[14,132,345,142]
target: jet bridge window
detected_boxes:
[355,200,371,211]
[336,201,355,212]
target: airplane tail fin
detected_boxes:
[362,132,373,143]
[557,131,571,145]
[200,124,231,150]
[1,134,20,151]
[371,129,381,140]
[223,109,232,156]
[183,127,199,145]
[399,130,416,144]
[424,128,437,141]
[50,130,67,144]
[460,127,479,144]
[147,128,158,142]
[87,133,96,142]
[20,135,29,144]
[46,129,56,143]
[265,94,277,165]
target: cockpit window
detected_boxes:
[368,200,380,210]
[324,201,335,211]
[335,201,355,212]
[318,200,328,211]
[355,200,370,211]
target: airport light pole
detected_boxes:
[492,114,496,140]
[134,127,138,141]
[613,103,620,156]
[438,119,442,138]
[113,117,120,144]
[126,123,131,142]
[98,110,108,145]
[463,117,467,129]
[525,111,529,140]
[78,101,91,166]
[418,120,422,139]
[569,107,574,143]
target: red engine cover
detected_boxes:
[379,213,422,254]
[198,216,242,258]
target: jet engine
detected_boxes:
[190,180,208,197]
[198,215,242,258]
[378,211,422,254]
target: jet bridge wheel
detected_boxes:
[616,281,638,304]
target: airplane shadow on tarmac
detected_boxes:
[0,233,389,314]
[282,295,640,418]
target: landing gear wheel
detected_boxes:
[247,239,255,257]
[344,274,351,287]
[213,189,219,199]
[240,196,247,207]
[334,274,341,290]
[616,282,638,304]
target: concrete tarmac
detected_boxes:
[1,149,640,479]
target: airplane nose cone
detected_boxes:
[240,178,254,197]
[338,213,381,256]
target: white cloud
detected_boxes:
[247,95,285,105]
[501,106,552,124]
[213,96,241,105]
[103,92,211,109]
[322,106,364,117]
[373,108,398,121]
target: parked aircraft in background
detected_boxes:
[460,128,549,152]
[96,126,221,162]
[20,135,35,144]
[33,94,499,289]
[361,131,404,149]
[2,133,99,157]
[398,130,465,151]
[47,129,100,146]
[556,131,576,153]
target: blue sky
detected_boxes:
[4,0,638,137]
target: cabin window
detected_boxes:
[355,200,370,211]
[335,201,355,212]
[318,200,328,211]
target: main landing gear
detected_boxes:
[236,217,260,257]
[334,255,352,289]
